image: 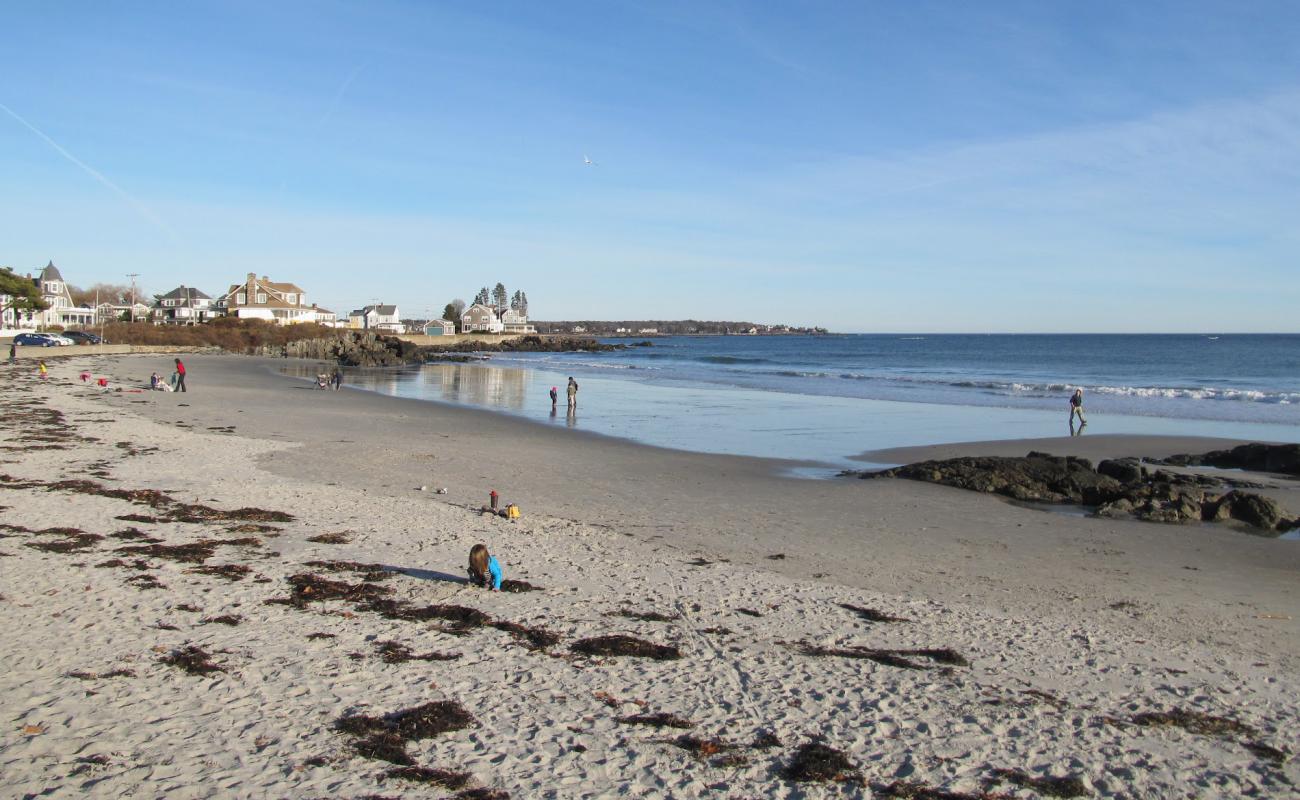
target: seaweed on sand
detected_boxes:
[489,620,561,651]
[359,599,491,630]
[200,615,243,626]
[616,609,680,622]
[125,574,165,590]
[159,645,225,675]
[117,538,261,565]
[791,643,969,669]
[334,701,477,764]
[1129,708,1255,737]
[668,734,736,759]
[66,669,135,680]
[25,531,103,554]
[95,558,155,570]
[306,632,336,640]
[1243,741,1289,764]
[374,640,462,664]
[839,603,909,623]
[456,789,510,800]
[306,531,352,544]
[385,766,472,788]
[570,635,680,661]
[873,782,1003,799]
[736,608,763,617]
[187,563,252,581]
[617,712,694,729]
[780,741,863,785]
[279,573,393,607]
[499,579,541,593]
[986,769,1088,798]
[303,560,393,581]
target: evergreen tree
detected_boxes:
[0,267,48,325]
[492,282,507,313]
[474,287,490,306]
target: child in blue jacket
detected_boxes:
[468,544,502,591]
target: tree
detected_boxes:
[474,287,490,306]
[442,299,465,332]
[492,282,507,313]
[0,267,48,326]
[70,282,133,306]
[510,290,528,314]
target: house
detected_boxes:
[500,307,536,334]
[423,319,456,336]
[348,303,404,333]
[4,261,96,330]
[311,306,342,326]
[152,285,218,325]
[216,273,316,325]
[95,301,153,323]
[461,303,504,334]
[638,327,659,335]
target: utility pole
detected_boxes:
[126,273,140,323]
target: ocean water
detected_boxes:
[287,334,1300,469]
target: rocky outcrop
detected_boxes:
[847,451,1296,533]
[264,332,631,367]
[1154,443,1300,477]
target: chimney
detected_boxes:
[247,272,256,281]
[262,276,269,282]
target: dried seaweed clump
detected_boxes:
[669,734,737,760]
[200,614,243,626]
[792,643,968,669]
[385,766,472,789]
[839,602,909,623]
[160,645,225,675]
[987,769,1088,798]
[780,741,863,785]
[374,640,462,664]
[570,635,680,661]
[118,538,260,565]
[1129,708,1255,737]
[489,620,561,651]
[499,579,541,593]
[188,564,252,581]
[616,609,680,622]
[359,599,492,630]
[66,668,135,680]
[334,701,477,765]
[276,572,392,607]
[25,531,103,554]
[617,712,694,729]
[873,781,996,799]
[303,560,393,581]
[306,531,352,544]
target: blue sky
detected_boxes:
[1,0,1297,332]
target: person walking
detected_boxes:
[331,367,343,391]
[566,376,579,409]
[1069,388,1086,427]
[549,386,558,409]
[8,341,16,364]
[38,360,47,380]
[173,358,187,393]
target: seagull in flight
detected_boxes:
[584,155,597,166]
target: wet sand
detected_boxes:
[1,353,1296,797]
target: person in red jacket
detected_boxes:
[173,358,187,392]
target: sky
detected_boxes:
[1,0,1297,332]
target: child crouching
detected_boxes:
[467,544,502,591]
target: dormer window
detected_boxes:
[285,293,296,305]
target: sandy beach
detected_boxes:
[2,353,1297,798]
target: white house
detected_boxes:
[217,273,317,325]
[3,261,95,331]
[461,303,504,334]
[152,285,218,325]
[500,307,536,334]
[347,303,403,333]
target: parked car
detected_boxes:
[61,330,103,345]
[12,333,62,347]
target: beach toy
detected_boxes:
[97,377,109,388]
[490,490,499,510]
[79,371,91,382]
[436,487,448,494]
[506,504,521,520]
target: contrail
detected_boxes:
[316,64,365,127]
[0,101,178,241]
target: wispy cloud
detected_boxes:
[0,101,180,244]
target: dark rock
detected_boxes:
[857,452,1122,505]
[1098,458,1145,484]
[1215,490,1285,530]
[1155,443,1300,477]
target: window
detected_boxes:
[256,292,267,304]
[236,293,246,305]
[285,293,296,305]
[164,299,174,307]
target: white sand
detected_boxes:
[1,354,1296,798]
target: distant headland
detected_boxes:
[532,320,828,336]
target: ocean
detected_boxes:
[289,334,1300,470]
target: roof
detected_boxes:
[425,319,453,327]
[158,285,212,301]
[221,275,307,309]
[40,261,63,282]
